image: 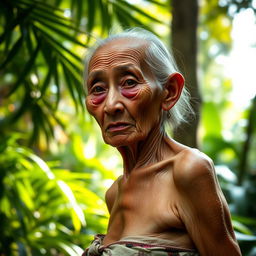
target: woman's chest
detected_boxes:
[111,170,183,228]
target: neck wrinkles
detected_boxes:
[117,124,167,176]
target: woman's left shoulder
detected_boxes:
[172,147,216,190]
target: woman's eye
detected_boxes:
[124,79,136,87]
[92,86,105,94]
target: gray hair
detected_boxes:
[84,27,194,129]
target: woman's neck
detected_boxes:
[117,125,169,176]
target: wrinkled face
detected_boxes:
[86,38,164,147]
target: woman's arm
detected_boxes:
[173,149,241,256]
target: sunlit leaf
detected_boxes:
[232,215,256,227]
[57,180,86,229]
[232,220,254,235]
[17,147,55,180]
[113,1,154,32]
[57,241,83,256]
[34,18,86,47]
[118,0,164,24]
[202,102,222,136]
[235,232,256,242]
[15,180,34,210]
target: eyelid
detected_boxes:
[122,74,138,82]
[121,76,139,87]
[89,78,101,87]
[125,79,136,85]
[89,83,106,94]
[123,71,139,80]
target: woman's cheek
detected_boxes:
[121,87,139,98]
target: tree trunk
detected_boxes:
[171,0,201,148]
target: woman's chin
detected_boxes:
[105,138,132,148]
[103,134,141,148]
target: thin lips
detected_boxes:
[106,122,131,131]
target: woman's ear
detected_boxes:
[162,72,184,111]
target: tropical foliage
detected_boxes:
[0,0,164,146]
[0,0,165,254]
[0,0,255,255]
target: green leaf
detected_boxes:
[30,104,42,144]
[202,102,222,136]
[144,0,167,7]
[42,99,65,128]
[232,215,256,227]
[35,24,82,64]
[40,67,53,97]
[235,232,256,242]
[113,4,132,28]
[0,35,23,69]
[72,0,83,28]
[113,2,155,32]
[118,0,164,24]
[30,103,51,144]
[40,107,55,141]
[8,41,41,96]
[0,4,32,44]
[25,25,34,54]
[57,241,84,256]
[53,57,61,110]
[17,0,64,14]
[98,0,111,34]
[15,180,34,210]
[30,6,84,34]
[63,63,85,108]
[61,61,79,111]
[18,147,55,180]
[86,0,97,33]
[202,134,240,162]
[33,18,86,47]
[57,180,86,231]
[232,220,254,235]
[53,169,92,180]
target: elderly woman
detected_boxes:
[83,28,241,256]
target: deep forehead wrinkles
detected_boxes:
[89,48,143,72]
[88,39,148,73]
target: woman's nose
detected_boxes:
[104,88,124,115]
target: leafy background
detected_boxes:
[0,0,256,255]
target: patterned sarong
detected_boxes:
[82,234,199,256]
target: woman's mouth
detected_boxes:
[106,122,132,132]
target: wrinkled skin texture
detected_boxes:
[85,38,241,256]
[86,39,163,149]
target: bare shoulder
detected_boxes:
[170,147,241,255]
[105,176,121,213]
[172,147,216,191]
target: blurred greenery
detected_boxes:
[0,0,256,255]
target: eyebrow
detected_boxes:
[87,64,142,86]
[114,64,140,74]
[113,64,143,81]
[87,70,106,89]
[88,70,105,82]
